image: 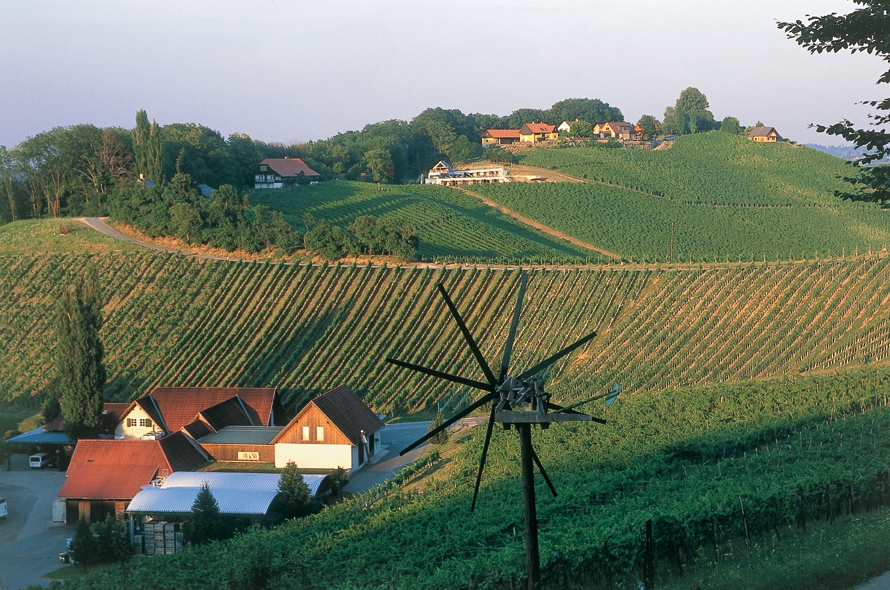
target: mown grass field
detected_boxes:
[6,253,890,414]
[0,218,138,255]
[255,182,593,263]
[471,133,890,262]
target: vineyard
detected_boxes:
[6,253,890,415]
[55,369,890,589]
[255,182,593,263]
[472,133,890,261]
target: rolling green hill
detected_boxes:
[6,253,890,413]
[255,182,594,263]
[472,133,890,261]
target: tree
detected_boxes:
[184,483,223,546]
[56,266,105,441]
[569,120,593,137]
[637,115,660,140]
[0,146,18,223]
[68,517,98,571]
[676,87,715,132]
[133,110,164,185]
[169,202,203,244]
[429,409,449,445]
[779,3,890,204]
[330,466,349,497]
[94,514,131,564]
[661,106,686,135]
[278,460,311,517]
[720,116,741,134]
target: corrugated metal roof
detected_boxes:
[198,426,282,445]
[126,472,330,515]
[127,487,281,515]
[7,425,72,445]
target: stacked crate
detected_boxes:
[144,523,155,555]
[163,523,175,555]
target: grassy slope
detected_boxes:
[255,181,593,262]
[6,254,890,412]
[472,133,890,261]
[0,218,138,255]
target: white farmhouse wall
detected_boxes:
[275,443,353,470]
[115,407,161,439]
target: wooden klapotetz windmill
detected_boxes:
[388,274,621,589]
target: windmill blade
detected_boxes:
[546,401,607,425]
[399,392,497,456]
[437,284,497,385]
[531,447,558,498]
[499,273,527,382]
[515,330,598,381]
[470,404,498,512]
[386,358,492,392]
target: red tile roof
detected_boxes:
[58,434,206,500]
[275,384,383,446]
[146,387,278,433]
[260,158,320,179]
[520,123,557,135]
[482,129,521,139]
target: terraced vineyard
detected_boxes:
[6,252,890,413]
[255,182,593,263]
[472,133,890,261]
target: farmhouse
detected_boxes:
[272,384,384,471]
[481,129,521,145]
[557,120,574,133]
[594,121,636,140]
[519,123,559,143]
[115,387,283,440]
[424,160,509,186]
[57,435,208,523]
[254,157,321,189]
[748,126,781,142]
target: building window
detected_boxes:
[237,452,260,461]
[140,418,152,428]
[260,165,268,171]
[127,418,137,427]
[316,426,324,441]
[302,426,310,441]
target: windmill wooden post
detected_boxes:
[388,273,622,590]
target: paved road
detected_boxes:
[344,422,430,495]
[0,454,70,589]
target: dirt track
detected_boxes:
[452,186,622,259]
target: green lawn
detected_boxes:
[0,218,138,255]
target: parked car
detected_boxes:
[29,453,50,468]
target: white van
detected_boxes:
[29,453,50,468]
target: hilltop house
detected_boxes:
[481,129,521,145]
[557,121,574,133]
[594,122,636,140]
[272,384,384,471]
[748,126,781,142]
[57,435,208,523]
[254,157,321,189]
[519,123,559,143]
[425,160,509,186]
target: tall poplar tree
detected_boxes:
[133,109,164,185]
[56,266,105,441]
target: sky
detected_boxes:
[1,0,887,148]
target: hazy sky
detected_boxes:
[1,0,886,148]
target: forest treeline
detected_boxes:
[0,98,624,223]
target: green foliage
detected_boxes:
[303,219,357,260]
[779,2,890,204]
[568,120,593,137]
[56,265,105,441]
[636,115,659,139]
[721,116,741,134]
[330,466,349,496]
[93,515,131,564]
[428,409,448,445]
[278,460,311,517]
[68,517,98,569]
[184,483,224,546]
[134,110,164,186]
[509,133,890,261]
